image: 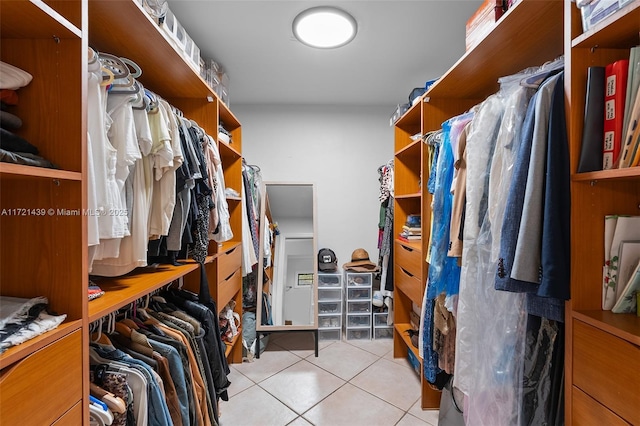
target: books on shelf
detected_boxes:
[578,47,640,171]
[614,240,640,303]
[400,214,421,242]
[603,59,629,169]
[578,66,605,172]
[611,259,640,314]
[602,215,640,310]
[398,234,421,242]
[402,225,421,234]
[618,88,640,168]
[619,46,640,168]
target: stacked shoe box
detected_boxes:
[373,311,393,339]
[318,273,343,340]
[344,272,373,340]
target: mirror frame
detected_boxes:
[256,182,318,332]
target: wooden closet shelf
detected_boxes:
[572,1,640,49]
[395,193,421,200]
[224,327,242,359]
[427,0,563,100]
[0,0,81,39]
[88,0,216,100]
[395,101,422,129]
[219,141,242,159]
[219,103,241,130]
[395,323,422,362]
[0,320,82,369]
[573,310,640,346]
[395,139,422,157]
[88,263,199,322]
[572,167,640,182]
[0,163,82,181]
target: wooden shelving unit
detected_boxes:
[565,1,640,423]
[0,0,246,422]
[393,0,565,411]
[0,0,87,423]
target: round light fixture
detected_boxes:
[293,6,357,49]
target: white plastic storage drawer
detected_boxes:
[347,300,371,314]
[318,273,342,287]
[346,328,371,340]
[374,327,393,339]
[345,272,372,287]
[347,314,371,328]
[319,329,341,341]
[374,312,389,326]
[318,301,341,314]
[318,288,342,301]
[347,287,371,301]
[318,314,341,328]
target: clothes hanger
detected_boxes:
[144,88,160,112]
[114,322,133,339]
[120,318,140,330]
[120,56,142,79]
[520,56,564,89]
[100,67,115,87]
[98,52,129,80]
[88,47,98,65]
[89,398,114,426]
[90,383,127,414]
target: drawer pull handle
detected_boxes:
[225,269,238,282]
[225,246,237,256]
[401,267,414,278]
[401,245,414,253]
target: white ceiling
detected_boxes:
[167,0,482,106]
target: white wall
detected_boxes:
[234,104,393,273]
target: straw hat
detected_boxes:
[343,248,378,272]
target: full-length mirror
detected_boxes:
[256,183,318,334]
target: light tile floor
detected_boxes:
[219,332,440,426]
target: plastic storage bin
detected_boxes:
[318,288,342,301]
[346,328,371,340]
[345,272,372,287]
[374,327,393,339]
[319,329,341,341]
[318,301,341,314]
[347,314,371,328]
[347,287,371,301]
[318,273,342,287]
[347,300,371,313]
[318,314,341,329]
[374,312,388,326]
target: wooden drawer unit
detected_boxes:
[0,330,82,425]
[395,263,423,305]
[572,387,628,426]
[217,244,242,284]
[395,242,422,280]
[217,267,241,311]
[573,320,640,424]
[52,401,83,425]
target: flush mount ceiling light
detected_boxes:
[293,6,357,49]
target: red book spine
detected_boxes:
[603,59,629,169]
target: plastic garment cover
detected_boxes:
[454,73,536,425]
[521,316,564,426]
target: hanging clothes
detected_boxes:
[378,160,394,293]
